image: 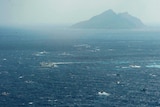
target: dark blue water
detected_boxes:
[1,28,160,107]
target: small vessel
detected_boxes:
[98,91,110,96]
[40,62,57,68]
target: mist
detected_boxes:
[1,0,160,27]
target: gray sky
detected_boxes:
[0,0,160,26]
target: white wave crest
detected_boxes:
[129,65,141,68]
[146,64,160,68]
[33,51,49,56]
[58,52,72,56]
[74,44,90,48]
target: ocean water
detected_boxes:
[1,28,160,107]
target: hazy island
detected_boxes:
[72,9,145,29]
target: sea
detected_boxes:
[0,27,160,107]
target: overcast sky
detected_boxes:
[0,0,160,26]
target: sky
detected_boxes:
[0,0,160,26]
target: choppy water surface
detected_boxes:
[0,28,160,107]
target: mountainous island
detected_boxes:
[72,9,145,29]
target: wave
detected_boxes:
[33,51,49,56]
[74,44,91,48]
[146,64,160,68]
[58,52,72,56]
[129,65,141,68]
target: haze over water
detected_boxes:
[1,0,160,27]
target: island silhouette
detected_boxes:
[72,9,145,29]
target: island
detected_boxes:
[72,9,145,29]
